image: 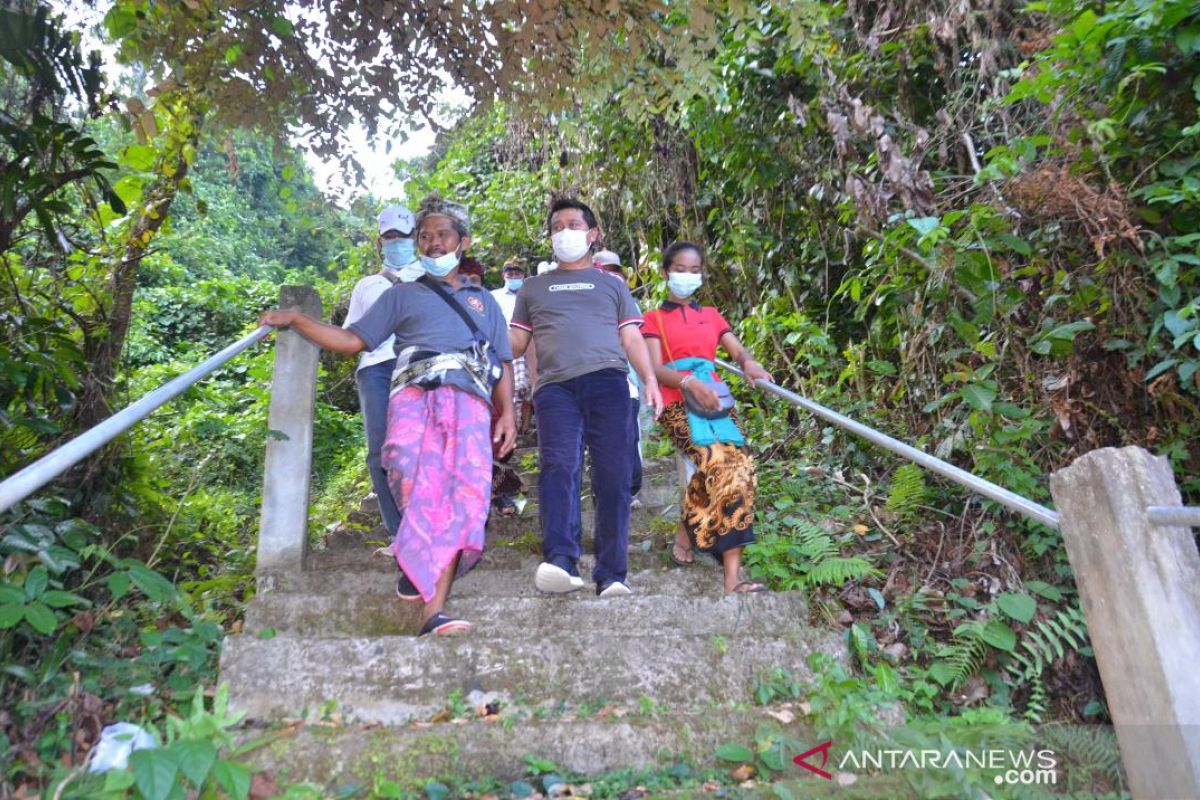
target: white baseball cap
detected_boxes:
[594,249,621,267]
[378,205,416,235]
[537,261,557,275]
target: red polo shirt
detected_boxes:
[642,301,733,406]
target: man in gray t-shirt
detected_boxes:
[510,269,643,386]
[509,197,662,598]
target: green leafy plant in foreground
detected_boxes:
[52,684,254,800]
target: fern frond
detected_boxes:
[794,520,838,561]
[940,623,989,689]
[1023,676,1047,724]
[803,556,881,588]
[1039,724,1124,789]
[1008,605,1090,684]
[885,463,927,520]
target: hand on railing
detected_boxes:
[741,359,774,385]
[259,309,298,328]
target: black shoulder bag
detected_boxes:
[418,275,504,392]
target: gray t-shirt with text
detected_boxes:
[510,267,642,387]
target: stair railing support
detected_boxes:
[256,286,322,574]
[1049,446,1200,800]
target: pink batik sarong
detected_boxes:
[381,385,492,602]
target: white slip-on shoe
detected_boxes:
[535,562,585,593]
[598,581,633,598]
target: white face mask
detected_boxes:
[550,229,591,263]
[667,271,703,298]
[387,263,424,282]
[420,249,460,277]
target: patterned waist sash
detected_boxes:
[389,345,491,399]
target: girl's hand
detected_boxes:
[683,378,722,412]
[744,361,774,385]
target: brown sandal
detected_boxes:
[727,581,768,595]
[668,541,695,567]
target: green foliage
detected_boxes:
[744,513,880,591]
[0,3,122,250]
[1007,605,1091,687]
[51,684,254,799]
[884,463,927,521]
[1,73,369,793]
[929,623,992,691]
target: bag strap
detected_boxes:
[419,274,486,341]
[656,309,677,364]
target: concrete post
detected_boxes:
[1049,446,1200,800]
[257,286,321,574]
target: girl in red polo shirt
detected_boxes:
[642,242,774,594]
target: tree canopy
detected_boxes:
[1,0,1199,794]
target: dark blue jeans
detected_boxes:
[356,360,402,535]
[536,368,632,587]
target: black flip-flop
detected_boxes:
[419,612,472,637]
[396,572,421,602]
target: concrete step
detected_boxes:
[221,627,843,726]
[483,503,675,545]
[310,516,680,572]
[244,708,819,787]
[243,587,809,638]
[274,555,726,598]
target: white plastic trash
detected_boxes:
[88,723,157,773]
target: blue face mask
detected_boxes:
[505,278,524,292]
[420,249,460,277]
[382,238,416,268]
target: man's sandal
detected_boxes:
[419,612,472,637]
[396,571,421,602]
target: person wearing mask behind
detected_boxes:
[489,261,535,515]
[458,256,485,288]
[593,249,644,506]
[509,198,663,598]
[259,195,516,636]
[641,242,773,595]
[342,204,422,537]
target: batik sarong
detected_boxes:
[660,402,757,554]
[382,385,493,602]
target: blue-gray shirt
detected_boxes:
[348,279,513,403]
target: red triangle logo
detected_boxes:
[794,740,834,780]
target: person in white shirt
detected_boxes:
[341,204,421,535]
[489,260,534,515]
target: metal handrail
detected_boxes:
[1147,505,1200,527]
[716,358,1062,529]
[0,326,272,515]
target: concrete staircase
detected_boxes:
[220,447,847,788]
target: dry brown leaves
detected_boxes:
[1004,163,1144,257]
[826,85,935,218]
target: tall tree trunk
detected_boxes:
[73,109,203,505]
